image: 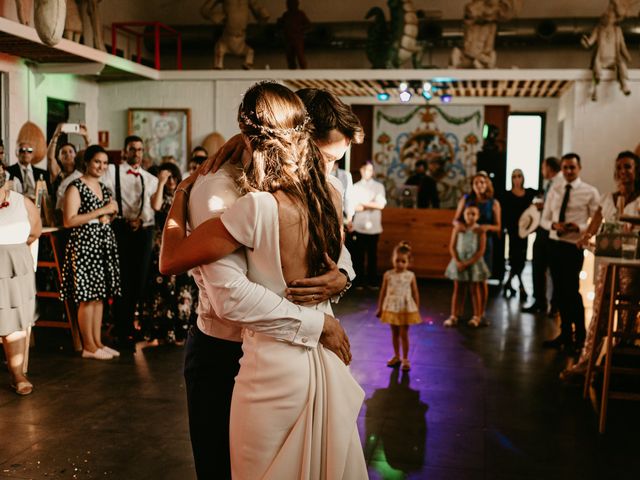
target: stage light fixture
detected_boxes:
[422,81,432,92]
[422,90,433,100]
[377,92,390,101]
[399,81,409,92]
[399,90,412,102]
[440,93,452,103]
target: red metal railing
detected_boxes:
[111,22,182,70]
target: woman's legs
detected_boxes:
[91,300,104,349]
[78,301,98,352]
[2,331,30,385]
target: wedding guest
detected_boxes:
[541,153,599,351]
[562,151,640,379]
[0,162,41,395]
[61,145,121,360]
[523,157,561,314]
[143,162,196,344]
[453,171,501,318]
[352,161,387,288]
[47,123,89,202]
[405,160,440,208]
[502,169,537,300]
[8,141,51,200]
[102,136,158,346]
[331,160,356,223]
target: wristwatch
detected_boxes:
[338,268,352,298]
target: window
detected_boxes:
[505,113,545,190]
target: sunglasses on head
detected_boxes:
[19,147,33,153]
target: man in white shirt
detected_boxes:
[540,153,600,351]
[331,160,356,223]
[523,156,561,314]
[102,135,159,345]
[351,161,387,288]
[183,88,364,480]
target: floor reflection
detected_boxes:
[365,369,428,478]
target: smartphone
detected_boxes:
[60,123,81,134]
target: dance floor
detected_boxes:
[1,278,638,479]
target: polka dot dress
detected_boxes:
[61,179,122,304]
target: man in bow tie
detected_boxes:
[103,136,159,346]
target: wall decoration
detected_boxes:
[450,0,522,69]
[582,0,632,101]
[17,121,47,163]
[128,109,191,172]
[34,0,66,46]
[14,0,31,25]
[201,0,270,69]
[63,0,83,42]
[277,0,310,69]
[201,131,225,159]
[365,0,420,69]
[373,105,483,209]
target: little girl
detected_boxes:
[444,204,491,328]
[376,241,421,371]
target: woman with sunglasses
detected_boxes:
[142,162,196,344]
[501,168,537,299]
[561,151,640,381]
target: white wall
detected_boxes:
[97,80,217,151]
[560,79,640,195]
[0,54,99,169]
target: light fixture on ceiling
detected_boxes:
[399,90,412,102]
[440,92,453,103]
[377,92,390,101]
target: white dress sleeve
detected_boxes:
[220,192,262,248]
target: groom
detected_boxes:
[184,88,365,479]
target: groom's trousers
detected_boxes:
[184,325,243,480]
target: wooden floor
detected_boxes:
[0,273,639,479]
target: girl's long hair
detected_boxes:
[237,82,341,276]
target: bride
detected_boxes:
[160,82,367,479]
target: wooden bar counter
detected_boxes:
[377,208,455,279]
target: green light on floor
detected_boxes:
[370,440,406,480]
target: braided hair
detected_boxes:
[237,82,341,276]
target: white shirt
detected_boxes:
[103,163,158,227]
[331,168,355,221]
[0,190,30,245]
[541,177,600,244]
[188,163,354,346]
[55,170,83,210]
[19,163,35,198]
[352,178,387,235]
[599,192,640,222]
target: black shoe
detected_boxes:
[522,303,546,314]
[519,287,528,303]
[542,336,567,349]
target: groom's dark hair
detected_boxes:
[296,88,365,145]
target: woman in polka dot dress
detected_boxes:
[61,145,121,360]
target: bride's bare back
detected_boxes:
[274,185,342,285]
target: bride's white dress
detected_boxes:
[221,192,367,480]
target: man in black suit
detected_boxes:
[405,160,440,208]
[7,141,50,200]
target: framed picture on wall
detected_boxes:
[128,108,191,171]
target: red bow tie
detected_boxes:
[127,169,141,177]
